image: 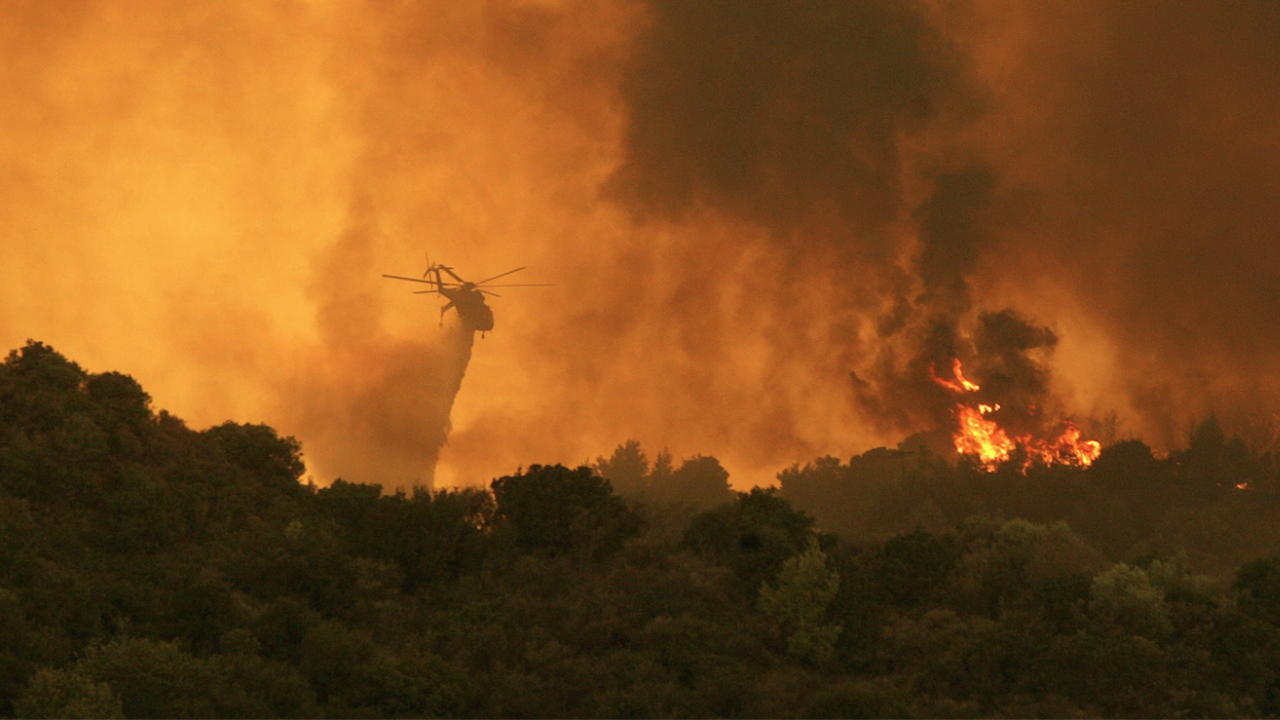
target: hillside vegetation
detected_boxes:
[3,340,1280,718]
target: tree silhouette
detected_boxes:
[491,464,640,557]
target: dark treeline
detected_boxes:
[779,427,1280,573]
[4,340,1280,717]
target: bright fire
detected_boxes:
[930,358,982,393]
[932,359,1102,471]
[955,405,1014,466]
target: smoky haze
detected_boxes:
[955,1,1280,449]
[2,0,1278,490]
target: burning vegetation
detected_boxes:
[932,358,1102,470]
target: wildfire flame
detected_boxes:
[929,358,981,393]
[955,405,1014,466]
[932,359,1102,471]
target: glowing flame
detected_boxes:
[1023,421,1102,468]
[955,405,1015,466]
[935,359,1102,471]
[1237,482,1250,490]
[930,358,981,394]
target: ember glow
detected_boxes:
[934,360,1102,471]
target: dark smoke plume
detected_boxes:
[610,0,976,244]
[952,0,1280,448]
[606,0,1280,454]
[608,0,1053,446]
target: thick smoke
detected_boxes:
[608,0,973,242]
[4,1,1280,490]
[0,0,495,489]
[606,0,1280,455]
[606,0,1043,447]
[951,0,1280,449]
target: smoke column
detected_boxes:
[279,193,479,490]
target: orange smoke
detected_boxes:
[3,1,1277,492]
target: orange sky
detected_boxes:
[4,1,1279,490]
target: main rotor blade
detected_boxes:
[383,274,462,287]
[477,283,556,288]
[474,266,526,285]
[412,290,442,295]
[481,290,503,297]
[383,274,432,284]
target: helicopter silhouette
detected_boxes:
[382,260,553,336]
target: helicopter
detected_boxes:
[382,260,553,336]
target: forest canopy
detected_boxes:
[2,340,1280,718]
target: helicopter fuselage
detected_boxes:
[439,283,495,332]
[383,261,551,336]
